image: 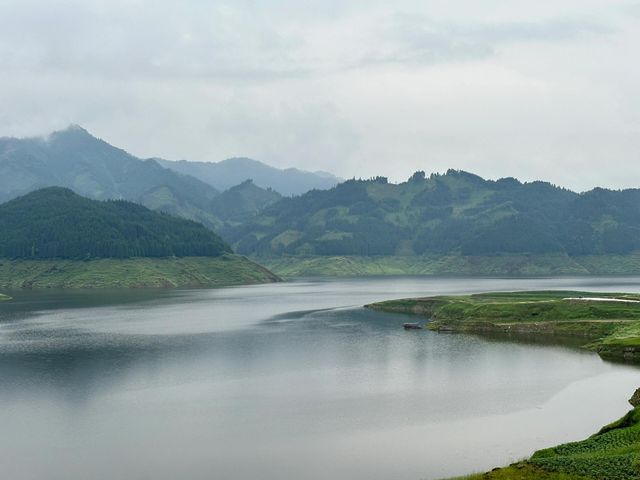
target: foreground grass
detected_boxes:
[367,291,640,362]
[261,253,640,277]
[456,464,588,479]
[0,254,280,289]
[453,406,640,480]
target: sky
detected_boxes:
[0,0,639,191]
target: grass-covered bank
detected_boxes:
[261,253,640,277]
[0,254,280,289]
[367,291,640,363]
[453,396,640,479]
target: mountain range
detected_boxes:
[221,170,640,258]
[156,157,341,196]
[3,126,640,265]
[0,125,222,229]
[0,126,337,230]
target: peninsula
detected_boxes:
[368,291,640,478]
[367,291,640,363]
[0,187,280,288]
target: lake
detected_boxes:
[1,276,640,480]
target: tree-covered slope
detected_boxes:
[6,127,640,264]
[0,187,231,259]
[222,170,640,258]
[156,157,341,196]
[0,125,221,229]
[210,180,282,223]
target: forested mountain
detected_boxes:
[0,187,231,259]
[156,157,341,196]
[222,170,640,258]
[0,125,221,229]
[5,126,640,262]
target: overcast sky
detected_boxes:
[1,0,639,191]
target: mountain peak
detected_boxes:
[66,124,89,133]
[48,124,95,142]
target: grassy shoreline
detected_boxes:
[0,254,280,289]
[366,291,640,363]
[260,253,640,277]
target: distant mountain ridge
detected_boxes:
[0,126,341,232]
[155,157,342,196]
[0,125,222,229]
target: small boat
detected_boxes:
[403,323,422,330]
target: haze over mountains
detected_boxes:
[0,125,222,229]
[3,125,640,264]
[156,158,340,196]
[0,125,338,230]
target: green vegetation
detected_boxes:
[0,293,10,301]
[224,170,640,260]
[6,128,640,274]
[367,291,640,362]
[0,255,279,288]
[210,180,281,224]
[261,253,640,277]
[0,187,281,288]
[454,405,640,480]
[0,187,231,259]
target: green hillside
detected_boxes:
[0,187,280,288]
[262,253,640,277]
[223,170,640,259]
[210,179,282,223]
[0,255,279,288]
[0,187,231,259]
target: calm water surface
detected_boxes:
[1,276,640,480]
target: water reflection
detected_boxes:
[0,277,639,480]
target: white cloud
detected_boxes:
[0,0,639,191]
